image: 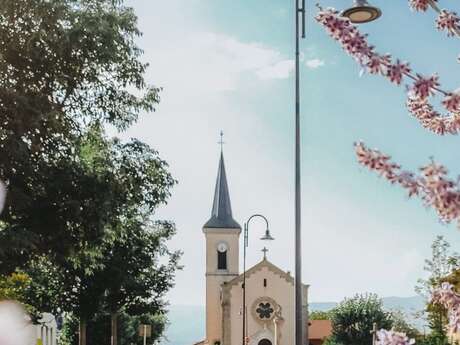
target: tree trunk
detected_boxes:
[79,319,87,345]
[111,312,118,345]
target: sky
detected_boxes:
[119,0,460,305]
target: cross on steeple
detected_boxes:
[262,247,269,260]
[218,130,225,152]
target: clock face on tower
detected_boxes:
[217,242,228,253]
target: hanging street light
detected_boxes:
[242,214,274,345]
[342,0,382,24]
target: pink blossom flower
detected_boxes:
[317,7,459,136]
[342,32,368,56]
[432,283,460,334]
[386,60,411,85]
[376,329,415,345]
[409,0,435,12]
[317,10,352,40]
[367,54,388,75]
[446,113,460,134]
[412,74,440,100]
[355,142,460,225]
[354,142,400,182]
[406,96,448,135]
[406,97,431,118]
[436,10,460,37]
[442,91,460,112]
[425,117,447,135]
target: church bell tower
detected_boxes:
[203,148,241,345]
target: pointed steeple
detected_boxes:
[204,151,241,229]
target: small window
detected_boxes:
[264,279,267,287]
[217,250,227,270]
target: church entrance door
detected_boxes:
[258,339,272,345]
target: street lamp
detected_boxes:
[293,1,381,345]
[342,0,382,24]
[242,214,274,345]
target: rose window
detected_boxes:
[256,302,274,319]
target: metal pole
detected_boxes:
[143,325,147,345]
[241,214,271,345]
[242,222,247,345]
[295,0,306,344]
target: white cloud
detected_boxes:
[305,58,325,69]
[148,31,293,94]
[257,59,294,80]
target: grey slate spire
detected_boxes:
[204,151,241,229]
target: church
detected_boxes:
[195,149,328,345]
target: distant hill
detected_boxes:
[310,295,425,314]
[160,296,426,345]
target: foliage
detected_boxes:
[0,1,180,344]
[413,237,460,340]
[323,337,340,345]
[390,310,421,340]
[416,237,460,298]
[0,272,37,317]
[329,294,393,345]
[310,310,332,320]
[60,311,166,345]
[99,220,181,317]
[416,333,452,345]
[0,0,160,272]
[21,127,178,320]
[0,272,31,301]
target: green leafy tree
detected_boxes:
[310,310,332,320]
[390,310,420,340]
[22,128,178,345]
[99,220,181,345]
[0,0,160,270]
[415,236,460,341]
[0,2,181,345]
[60,311,167,345]
[329,294,393,345]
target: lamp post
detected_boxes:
[294,2,306,345]
[242,214,274,345]
[293,2,381,345]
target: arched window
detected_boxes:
[217,250,227,270]
[258,339,272,345]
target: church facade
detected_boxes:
[196,151,309,345]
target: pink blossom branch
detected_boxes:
[355,142,460,227]
[432,282,460,334]
[409,0,460,38]
[315,8,460,135]
[377,329,415,345]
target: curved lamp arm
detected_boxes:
[244,214,274,248]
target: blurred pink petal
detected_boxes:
[0,180,6,215]
[377,329,415,345]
